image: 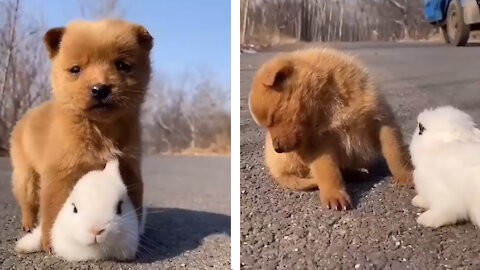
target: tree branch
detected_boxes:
[387,0,407,14]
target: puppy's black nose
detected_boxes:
[273,143,284,153]
[91,84,111,100]
[274,146,284,153]
[273,138,284,153]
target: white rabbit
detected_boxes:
[15,159,146,261]
[410,106,480,228]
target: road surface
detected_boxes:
[241,42,480,269]
[0,155,230,269]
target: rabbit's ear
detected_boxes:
[104,159,121,177]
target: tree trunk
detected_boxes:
[0,0,19,116]
[388,0,409,39]
[241,0,249,44]
[339,1,344,40]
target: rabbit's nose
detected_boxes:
[90,227,106,236]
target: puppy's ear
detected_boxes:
[262,59,293,88]
[44,27,65,58]
[134,25,153,51]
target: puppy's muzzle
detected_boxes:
[273,137,295,153]
[272,131,302,153]
[274,145,284,153]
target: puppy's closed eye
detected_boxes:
[418,123,426,135]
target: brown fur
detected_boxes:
[10,19,153,251]
[249,48,413,210]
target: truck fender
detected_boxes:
[462,0,480,24]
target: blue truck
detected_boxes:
[425,0,480,46]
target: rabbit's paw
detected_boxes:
[412,195,428,209]
[417,210,452,228]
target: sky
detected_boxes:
[22,0,231,89]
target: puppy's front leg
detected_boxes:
[11,167,40,232]
[309,148,351,211]
[40,177,72,252]
[378,122,413,186]
[119,157,144,221]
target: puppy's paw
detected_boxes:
[393,170,413,187]
[412,195,428,209]
[417,210,450,228]
[320,188,352,211]
[42,237,52,254]
[21,217,36,233]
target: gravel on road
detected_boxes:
[241,42,480,269]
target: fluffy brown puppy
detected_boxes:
[249,48,412,210]
[10,19,152,251]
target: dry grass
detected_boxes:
[180,135,230,156]
[242,31,298,50]
[180,145,230,156]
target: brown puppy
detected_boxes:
[249,48,412,210]
[10,19,152,251]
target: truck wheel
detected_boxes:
[446,0,470,46]
[440,25,450,44]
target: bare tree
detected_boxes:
[0,0,50,154]
[388,0,409,39]
[241,0,250,44]
[241,0,433,46]
[78,0,125,19]
[0,0,18,106]
[143,71,230,154]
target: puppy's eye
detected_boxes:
[418,123,426,135]
[72,203,78,214]
[116,200,123,215]
[69,65,81,74]
[115,61,132,73]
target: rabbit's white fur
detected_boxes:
[410,106,480,228]
[15,159,146,261]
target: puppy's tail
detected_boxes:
[274,175,318,191]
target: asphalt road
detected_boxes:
[240,42,480,269]
[0,155,230,269]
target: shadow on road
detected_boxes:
[136,207,230,263]
[343,159,391,207]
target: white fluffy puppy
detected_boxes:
[410,106,480,228]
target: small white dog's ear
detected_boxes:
[473,128,480,138]
[104,159,121,177]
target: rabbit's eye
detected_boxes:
[72,203,78,214]
[418,123,426,135]
[116,200,123,215]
